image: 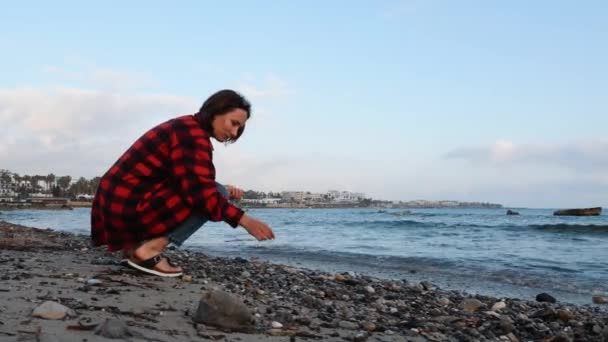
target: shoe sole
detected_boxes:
[125,259,183,278]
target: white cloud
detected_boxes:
[442,140,608,207]
[0,66,295,181]
[0,85,196,177]
[213,146,376,194]
[445,139,608,172]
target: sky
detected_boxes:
[0,1,606,208]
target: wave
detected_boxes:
[351,220,608,233]
[528,224,608,233]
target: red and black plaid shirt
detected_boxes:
[91,114,244,251]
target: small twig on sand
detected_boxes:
[67,322,99,331]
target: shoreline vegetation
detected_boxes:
[1,221,607,341]
[1,169,503,211]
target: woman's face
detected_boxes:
[211,108,248,142]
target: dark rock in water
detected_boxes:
[506,209,519,215]
[553,207,601,216]
[193,288,254,331]
[536,292,557,303]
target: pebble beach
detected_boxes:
[1,220,607,342]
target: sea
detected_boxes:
[1,207,607,305]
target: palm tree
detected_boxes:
[46,173,55,193]
[57,176,72,197]
[22,175,32,192]
[89,177,101,194]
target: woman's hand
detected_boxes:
[238,214,275,241]
[225,184,244,200]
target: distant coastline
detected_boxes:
[0,200,503,211]
[240,201,502,209]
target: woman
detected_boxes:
[91,89,275,277]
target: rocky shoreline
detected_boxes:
[1,221,607,341]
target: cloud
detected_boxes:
[0,66,294,181]
[441,140,608,207]
[445,139,608,172]
[0,85,196,177]
[212,147,378,194]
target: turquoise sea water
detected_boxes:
[2,207,607,305]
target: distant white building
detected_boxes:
[278,189,365,204]
[0,195,14,202]
[241,198,281,205]
[303,192,325,202]
[28,192,53,198]
[334,191,365,203]
[281,191,305,202]
[327,190,341,199]
[76,194,95,201]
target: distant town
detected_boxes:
[238,190,502,209]
[0,169,502,209]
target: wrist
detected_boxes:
[238,214,251,227]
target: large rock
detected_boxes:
[193,288,255,331]
[553,207,601,216]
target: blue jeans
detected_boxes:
[166,183,229,247]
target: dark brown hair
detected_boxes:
[196,89,251,142]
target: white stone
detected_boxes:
[271,321,283,329]
[86,279,102,286]
[32,301,75,320]
[437,297,451,306]
[484,311,501,318]
[491,301,507,311]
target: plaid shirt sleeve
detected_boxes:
[169,120,244,227]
